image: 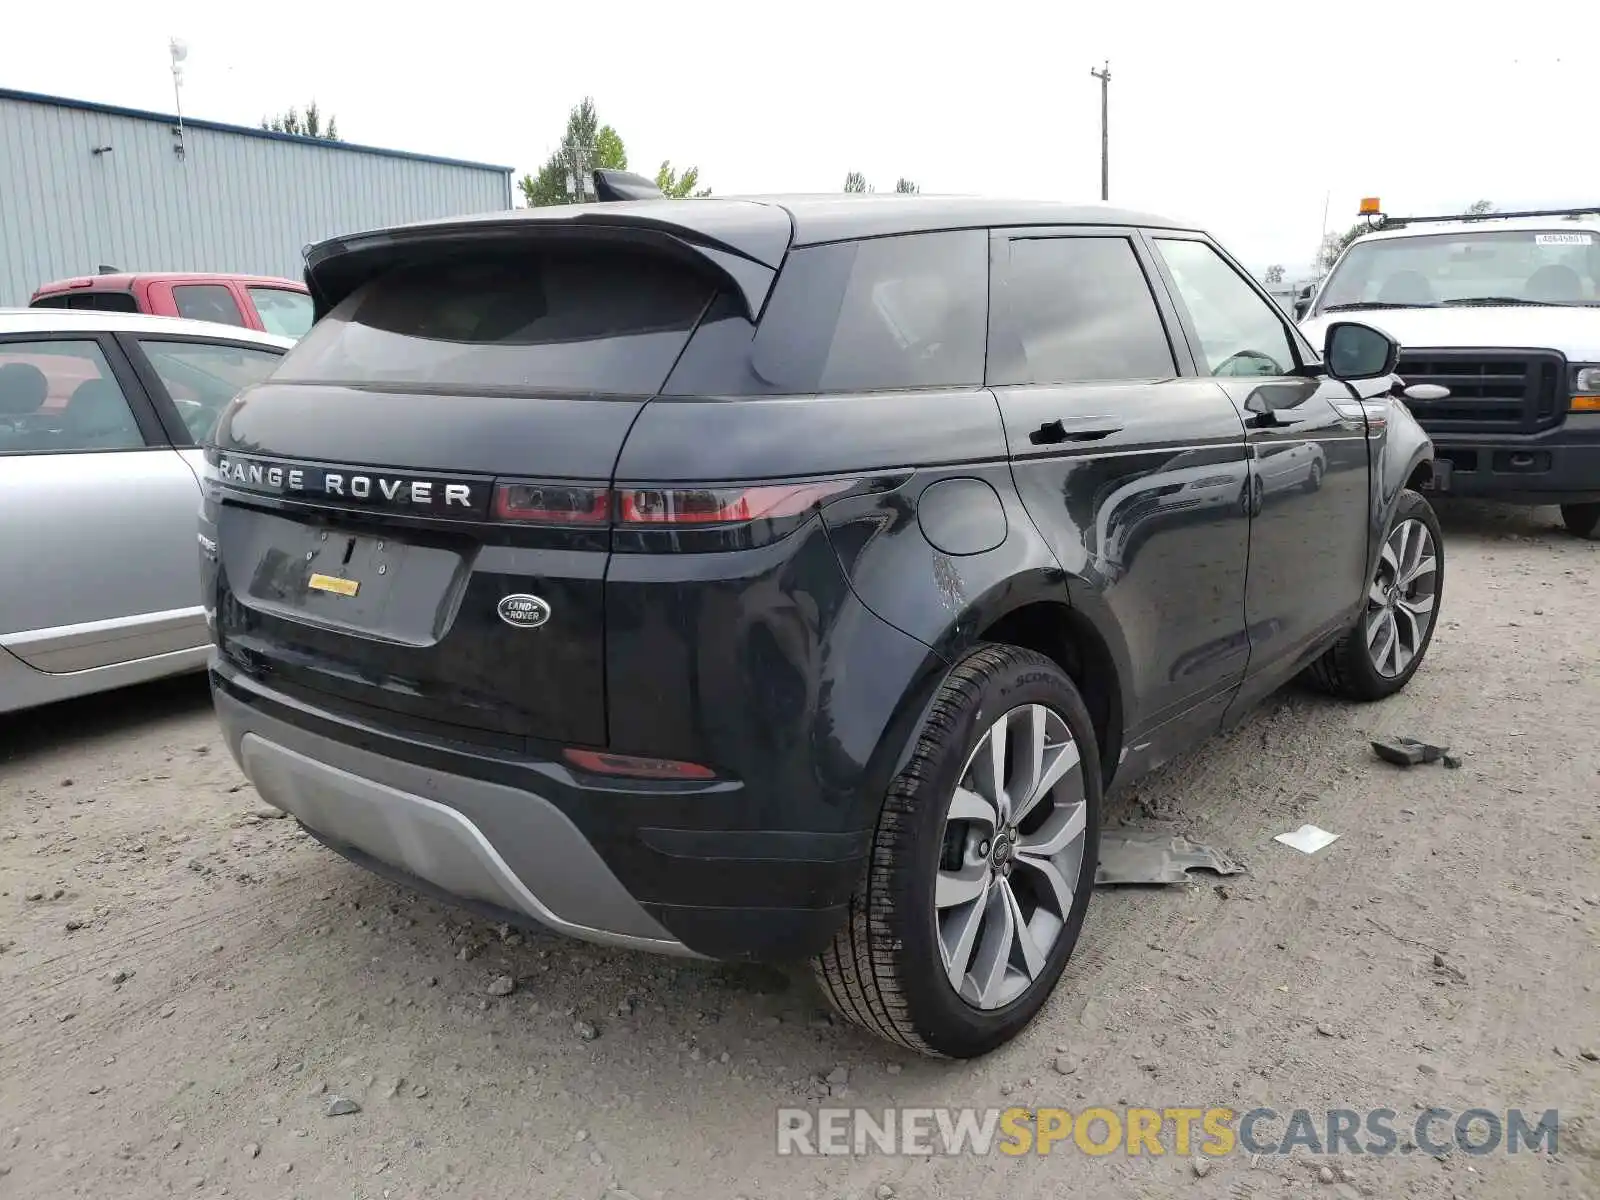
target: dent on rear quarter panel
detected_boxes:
[820,462,1067,660]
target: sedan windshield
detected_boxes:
[1318,228,1600,310]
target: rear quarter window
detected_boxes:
[665,229,988,396]
[29,292,138,312]
[277,249,714,395]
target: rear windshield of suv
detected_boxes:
[275,248,715,395]
[665,229,988,396]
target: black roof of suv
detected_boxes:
[302,194,1199,316]
[208,186,1438,1059]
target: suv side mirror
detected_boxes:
[1291,281,1317,321]
[1323,321,1399,381]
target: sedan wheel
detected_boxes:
[1365,517,1438,678]
[936,703,1087,1010]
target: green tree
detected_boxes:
[519,98,706,206]
[655,160,711,198]
[261,101,339,140]
[519,97,629,207]
[593,125,627,173]
[1263,263,1285,285]
[1465,198,1496,220]
[843,171,871,193]
[894,177,918,194]
[1319,222,1371,272]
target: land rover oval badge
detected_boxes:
[497,594,551,629]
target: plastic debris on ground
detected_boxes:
[1370,736,1459,768]
[1273,824,1340,855]
[1094,831,1244,886]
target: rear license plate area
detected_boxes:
[219,508,467,645]
[300,529,402,617]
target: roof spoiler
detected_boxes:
[592,169,664,202]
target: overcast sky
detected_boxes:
[5,1,1595,277]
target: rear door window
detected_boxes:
[989,236,1176,384]
[135,339,285,443]
[0,340,146,453]
[277,249,715,395]
[666,230,988,395]
[247,287,314,338]
[173,284,248,327]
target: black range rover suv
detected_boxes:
[204,178,1442,1057]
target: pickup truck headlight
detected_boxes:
[1574,365,1600,411]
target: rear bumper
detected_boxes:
[211,659,868,961]
[1425,416,1600,504]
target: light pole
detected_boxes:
[1089,60,1110,201]
[169,38,189,161]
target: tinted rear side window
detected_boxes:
[665,230,988,396]
[989,236,1175,385]
[72,291,139,313]
[277,249,714,395]
[29,292,138,312]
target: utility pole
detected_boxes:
[1089,60,1110,201]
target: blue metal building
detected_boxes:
[0,88,515,305]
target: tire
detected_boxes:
[1303,459,1325,494]
[1561,502,1600,539]
[811,644,1101,1058]
[1306,488,1444,701]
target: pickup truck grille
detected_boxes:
[1395,349,1566,434]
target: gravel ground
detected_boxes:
[2,501,1597,1200]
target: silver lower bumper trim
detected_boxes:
[218,694,697,958]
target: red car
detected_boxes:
[29,271,313,339]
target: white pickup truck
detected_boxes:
[1299,204,1600,537]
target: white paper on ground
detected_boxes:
[1273,824,1340,854]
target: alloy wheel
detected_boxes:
[935,704,1088,1010]
[1366,517,1438,678]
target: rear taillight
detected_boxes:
[493,481,609,524]
[616,481,853,526]
[562,748,717,781]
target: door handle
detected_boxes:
[1029,418,1124,446]
[1245,409,1285,430]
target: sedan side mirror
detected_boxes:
[1323,321,1400,381]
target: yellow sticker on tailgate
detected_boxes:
[307,573,360,597]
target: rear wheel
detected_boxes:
[1306,488,1443,701]
[811,644,1100,1058]
[1561,502,1600,539]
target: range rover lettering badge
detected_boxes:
[497,594,551,629]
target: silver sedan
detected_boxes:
[0,308,291,713]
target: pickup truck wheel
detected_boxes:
[1561,503,1599,539]
[1305,488,1444,701]
[811,644,1100,1058]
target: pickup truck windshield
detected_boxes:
[1319,228,1600,310]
